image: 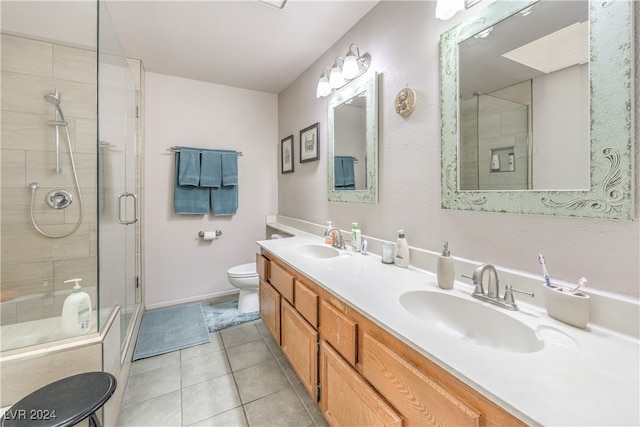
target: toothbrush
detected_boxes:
[538,253,551,286]
[571,277,588,293]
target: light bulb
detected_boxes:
[342,53,359,79]
[316,74,330,98]
[329,65,344,88]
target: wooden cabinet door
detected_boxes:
[320,300,357,366]
[270,261,294,304]
[320,340,402,427]
[361,332,480,427]
[294,279,318,327]
[259,279,281,344]
[281,300,319,401]
[256,252,269,282]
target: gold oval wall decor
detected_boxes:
[394,88,416,117]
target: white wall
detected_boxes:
[278,2,640,298]
[144,72,278,308]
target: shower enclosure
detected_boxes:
[0,0,143,361]
[460,83,531,191]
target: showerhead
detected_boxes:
[44,89,62,105]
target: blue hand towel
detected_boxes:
[177,147,200,186]
[174,154,209,215]
[200,151,221,188]
[221,152,238,186]
[211,185,238,216]
[342,156,355,186]
[334,157,345,187]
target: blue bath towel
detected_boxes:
[335,156,355,190]
[177,147,200,186]
[221,152,238,186]
[334,157,345,187]
[211,185,238,216]
[174,154,209,215]
[342,156,355,186]
[200,151,221,188]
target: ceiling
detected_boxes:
[106,0,379,94]
[1,1,378,94]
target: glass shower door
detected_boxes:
[98,0,139,352]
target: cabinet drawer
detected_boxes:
[361,332,480,426]
[259,279,281,344]
[281,300,319,401]
[270,261,294,304]
[320,340,402,427]
[294,279,318,327]
[256,253,270,281]
[320,300,357,366]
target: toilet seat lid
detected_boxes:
[228,262,257,278]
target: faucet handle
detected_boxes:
[461,273,484,295]
[503,285,534,309]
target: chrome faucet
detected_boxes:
[324,227,346,250]
[463,263,534,311]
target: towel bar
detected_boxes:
[170,147,243,156]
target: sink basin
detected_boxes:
[400,290,544,353]
[295,244,341,259]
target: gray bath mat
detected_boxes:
[202,299,260,332]
[133,302,210,361]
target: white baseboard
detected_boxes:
[145,289,239,311]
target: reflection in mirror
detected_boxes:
[334,94,366,191]
[328,72,378,204]
[458,1,589,191]
[440,0,635,220]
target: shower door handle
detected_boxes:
[117,192,138,225]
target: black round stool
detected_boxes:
[1,372,116,427]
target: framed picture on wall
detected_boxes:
[300,122,320,163]
[281,135,294,174]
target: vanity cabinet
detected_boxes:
[258,248,525,427]
[320,339,402,427]
[259,279,280,344]
[281,300,319,401]
[320,299,357,366]
[361,331,480,426]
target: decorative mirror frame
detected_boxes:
[440,0,636,220]
[328,72,379,204]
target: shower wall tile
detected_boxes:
[0,303,17,325]
[1,72,54,115]
[75,118,97,154]
[26,151,97,190]
[1,34,52,78]
[53,256,97,295]
[1,111,65,152]
[1,224,90,265]
[1,188,65,226]
[64,188,97,225]
[1,149,26,188]
[1,261,54,296]
[1,71,96,119]
[53,45,96,85]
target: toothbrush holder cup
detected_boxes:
[542,284,590,329]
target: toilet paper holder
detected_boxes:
[198,230,223,239]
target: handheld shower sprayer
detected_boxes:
[29,90,84,239]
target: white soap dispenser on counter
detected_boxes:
[61,278,92,337]
[437,241,455,289]
[395,230,410,268]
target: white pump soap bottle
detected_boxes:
[437,241,455,289]
[61,278,92,337]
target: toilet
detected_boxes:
[227,233,286,313]
[227,262,260,313]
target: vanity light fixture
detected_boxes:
[329,57,345,88]
[316,44,371,98]
[473,26,494,39]
[436,0,486,20]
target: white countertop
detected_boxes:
[258,231,639,426]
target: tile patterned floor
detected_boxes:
[117,319,329,427]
